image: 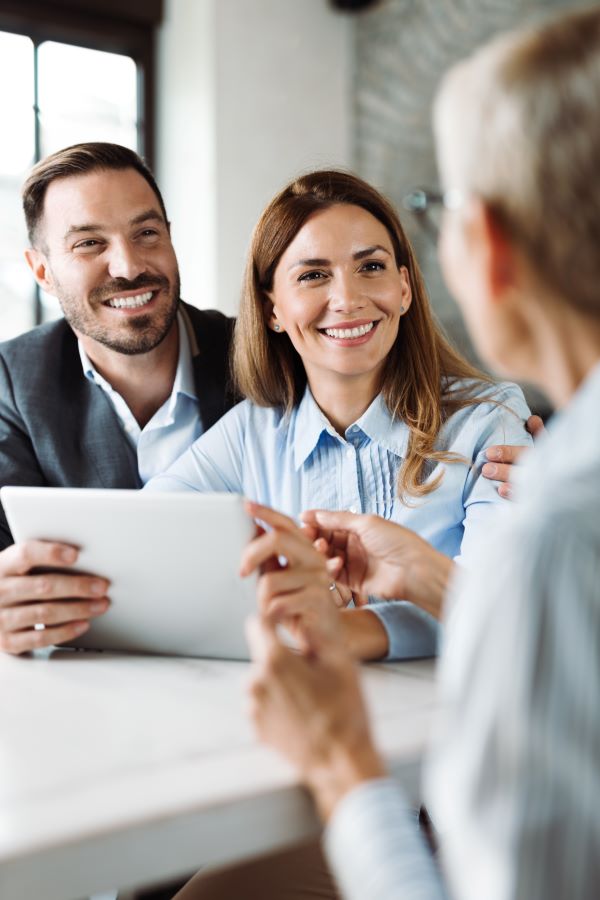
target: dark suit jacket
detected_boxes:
[0,301,236,549]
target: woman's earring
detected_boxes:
[399,306,406,314]
[274,324,281,332]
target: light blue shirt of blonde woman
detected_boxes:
[145,380,531,659]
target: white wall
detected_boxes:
[155,0,218,311]
[156,0,353,314]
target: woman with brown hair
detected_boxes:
[148,169,530,662]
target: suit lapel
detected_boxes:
[181,303,236,432]
[78,384,142,488]
[61,332,142,489]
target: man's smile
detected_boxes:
[104,289,156,310]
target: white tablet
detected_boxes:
[0,486,257,660]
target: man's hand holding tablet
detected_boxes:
[0,540,109,654]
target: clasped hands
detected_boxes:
[241,500,448,820]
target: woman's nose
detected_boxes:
[329,276,366,311]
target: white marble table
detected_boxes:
[0,649,437,900]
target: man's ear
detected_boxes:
[24,247,55,294]
[476,203,518,302]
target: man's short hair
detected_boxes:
[22,142,169,247]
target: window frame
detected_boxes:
[0,0,159,164]
[0,0,162,325]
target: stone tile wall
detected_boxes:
[352,0,576,409]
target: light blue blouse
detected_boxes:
[146,380,531,658]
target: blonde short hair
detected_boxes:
[434,6,600,317]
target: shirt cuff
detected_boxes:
[324,778,444,900]
[367,601,440,660]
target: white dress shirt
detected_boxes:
[325,361,600,899]
[79,311,202,484]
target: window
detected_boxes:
[0,0,162,340]
[0,31,35,339]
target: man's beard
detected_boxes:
[54,271,181,356]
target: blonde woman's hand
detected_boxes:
[301,511,452,621]
[246,611,385,821]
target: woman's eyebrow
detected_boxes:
[353,244,391,260]
[288,245,391,271]
[288,257,330,271]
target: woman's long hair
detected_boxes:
[234,170,495,502]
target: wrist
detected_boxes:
[305,734,386,822]
[404,548,453,620]
[339,608,389,660]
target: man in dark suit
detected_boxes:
[0,142,235,655]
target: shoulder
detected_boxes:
[440,378,531,452]
[180,301,235,348]
[199,398,285,441]
[0,318,74,363]
[445,377,530,418]
[0,319,78,393]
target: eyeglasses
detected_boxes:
[402,187,463,242]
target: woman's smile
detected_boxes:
[317,318,380,345]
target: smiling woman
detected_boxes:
[262,204,411,437]
[234,171,521,501]
[146,169,532,665]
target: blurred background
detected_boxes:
[0,0,578,411]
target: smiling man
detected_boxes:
[0,142,235,653]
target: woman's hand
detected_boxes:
[246,612,385,821]
[301,511,452,621]
[240,501,343,653]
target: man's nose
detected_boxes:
[106,239,146,281]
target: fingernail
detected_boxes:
[60,547,77,563]
[483,463,497,477]
[74,622,89,635]
[487,448,502,461]
[91,580,106,595]
[90,600,108,614]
